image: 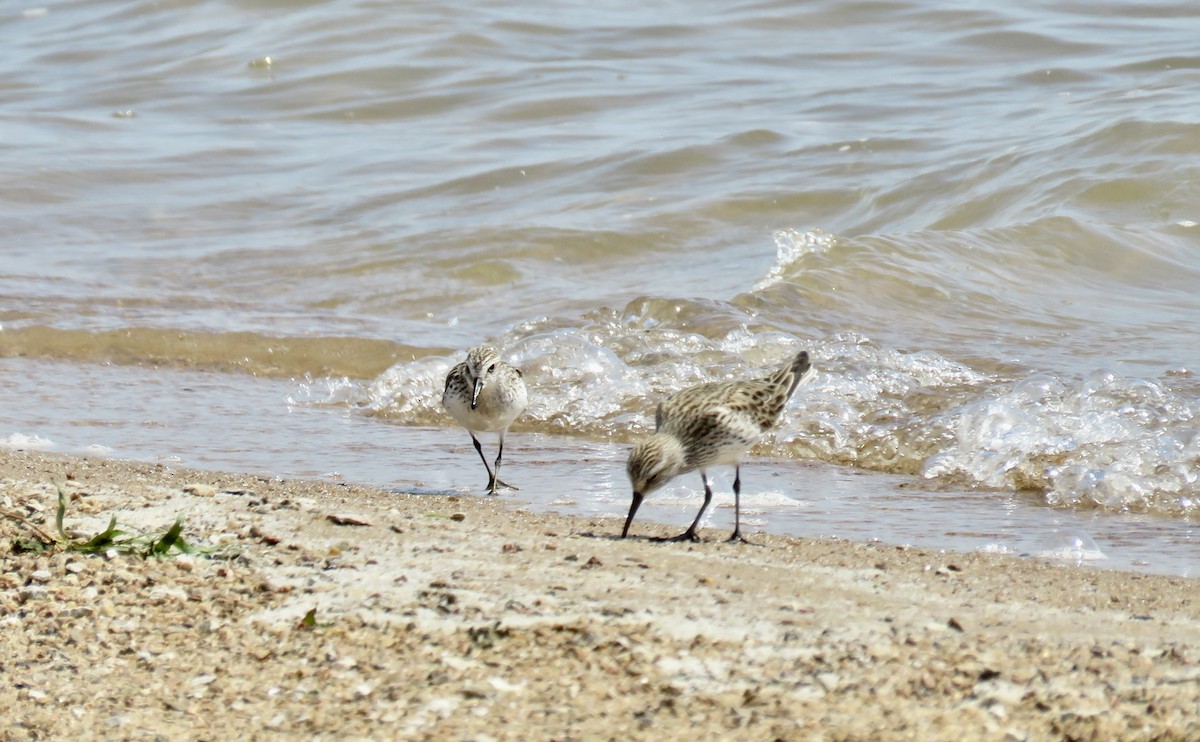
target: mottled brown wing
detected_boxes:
[655,380,733,433]
[728,351,810,430]
[722,380,789,431]
[444,361,468,397]
[677,405,758,468]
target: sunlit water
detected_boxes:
[2,0,1199,574]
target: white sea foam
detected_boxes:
[711,490,807,511]
[976,544,1016,556]
[0,433,55,451]
[1033,533,1107,564]
[922,370,1200,512]
[352,314,1199,519]
[754,228,837,290]
[363,355,455,422]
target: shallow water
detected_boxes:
[2,0,1200,574]
[2,359,1195,576]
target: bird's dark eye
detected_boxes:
[487,363,496,373]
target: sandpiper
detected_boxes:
[443,345,528,495]
[623,350,812,543]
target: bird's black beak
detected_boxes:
[622,491,644,538]
[471,377,483,409]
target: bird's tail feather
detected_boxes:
[768,350,812,398]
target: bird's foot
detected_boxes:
[486,479,518,492]
[654,529,702,543]
[726,531,761,546]
[484,478,519,495]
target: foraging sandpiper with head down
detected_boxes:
[623,350,812,543]
[443,345,528,495]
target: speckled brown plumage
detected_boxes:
[624,350,812,542]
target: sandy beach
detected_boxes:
[3,446,1199,740]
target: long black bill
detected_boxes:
[622,492,644,538]
[471,377,483,409]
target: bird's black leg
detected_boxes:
[470,433,499,495]
[661,472,713,542]
[491,431,518,493]
[726,466,758,545]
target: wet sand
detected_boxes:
[3,447,1199,740]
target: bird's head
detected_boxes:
[464,346,501,408]
[622,434,686,538]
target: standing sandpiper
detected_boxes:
[623,350,812,543]
[443,346,528,495]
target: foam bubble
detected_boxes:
[0,433,55,451]
[755,228,836,290]
[334,310,1200,518]
[363,355,454,424]
[710,490,807,511]
[921,369,1200,513]
[506,328,650,435]
[1033,532,1107,564]
[976,543,1016,555]
[778,332,989,467]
